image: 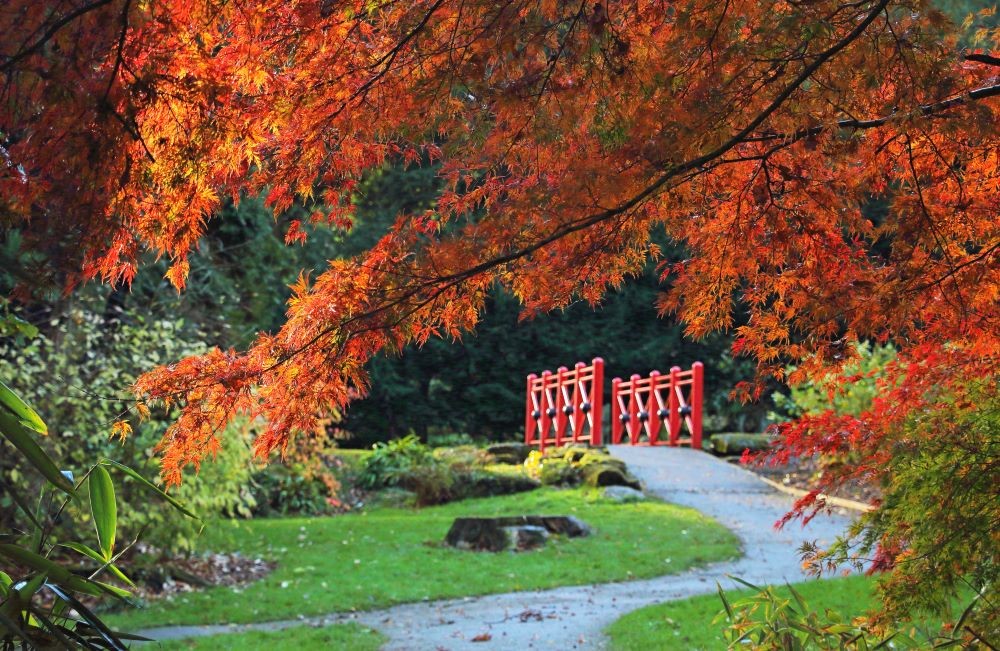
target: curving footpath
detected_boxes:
[138,446,855,649]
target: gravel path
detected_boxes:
[137,446,854,649]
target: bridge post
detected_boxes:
[525,373,537,445]
[611,377,622,444]
[590,358,604,446]
[555,366,567,447]
[647,370,661,445]
[628,374,641,444]
[539,370,552,452]
[692,361,704,450]
[669,366,681,446]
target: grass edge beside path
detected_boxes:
[152,621,384,650]
[605,575,956,650]
[108,488,739,630]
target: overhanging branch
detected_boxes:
[744,82,1000,144]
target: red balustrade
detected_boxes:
[524,358,604,450]
[610,362,703,448]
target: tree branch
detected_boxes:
[964,52,1000,67]
[744,82,1000,144]
[0,0,115,73]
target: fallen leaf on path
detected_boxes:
[518,609,543,622]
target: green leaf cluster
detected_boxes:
[0,304,255,553]
[769,342,896,421]
[0,379,195,649]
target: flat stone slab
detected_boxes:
[445,516,591,552]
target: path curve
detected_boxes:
[138,447,854,649]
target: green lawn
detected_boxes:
[606,575,948,650]
[109,488,738,630]
[154,622,383,650]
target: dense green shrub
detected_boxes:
[399,462,457,506]
[249,465,336,516]
[0,303,255,553]
[805,380,999,644]
[769,342,896,421]
[357,434,435,489]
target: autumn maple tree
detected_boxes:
[2,0,998,637]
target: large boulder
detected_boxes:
[505,525,548,551]
[578,452,628,472]
[538,457,576,485]
[445,515,591,552]
[560,446,592,463]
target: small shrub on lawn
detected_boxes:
[250,464,336,516]
[358,434,435,489]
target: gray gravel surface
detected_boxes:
[137,446,854,649]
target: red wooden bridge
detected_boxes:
[524,359,703,450]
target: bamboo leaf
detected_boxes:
[45,583,128,651]
[88,465,117,559]
[100,459,197,519]
[0,379,46,435]
[0,408,74,495]
[60,543,134,587]
[0,545,102,597]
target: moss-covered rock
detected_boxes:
[485,442,531,465]
[580,462,642,490]
[578,452,627,472]
[523,445,642,489]
[459,471,541,497]
[561,446,591,463]
[710,433,773,456]
[538,457,577,486]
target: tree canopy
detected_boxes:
[2,0,997,500]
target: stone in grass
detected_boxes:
[445,516,591,552]
[504,525,549,551]
[602,485,646,503]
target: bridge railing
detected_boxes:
[524,358,604,451]
[610,362,703,449]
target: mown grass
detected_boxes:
[606,575,950,650]
[109,487,738,630]
[154,622,383,651]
